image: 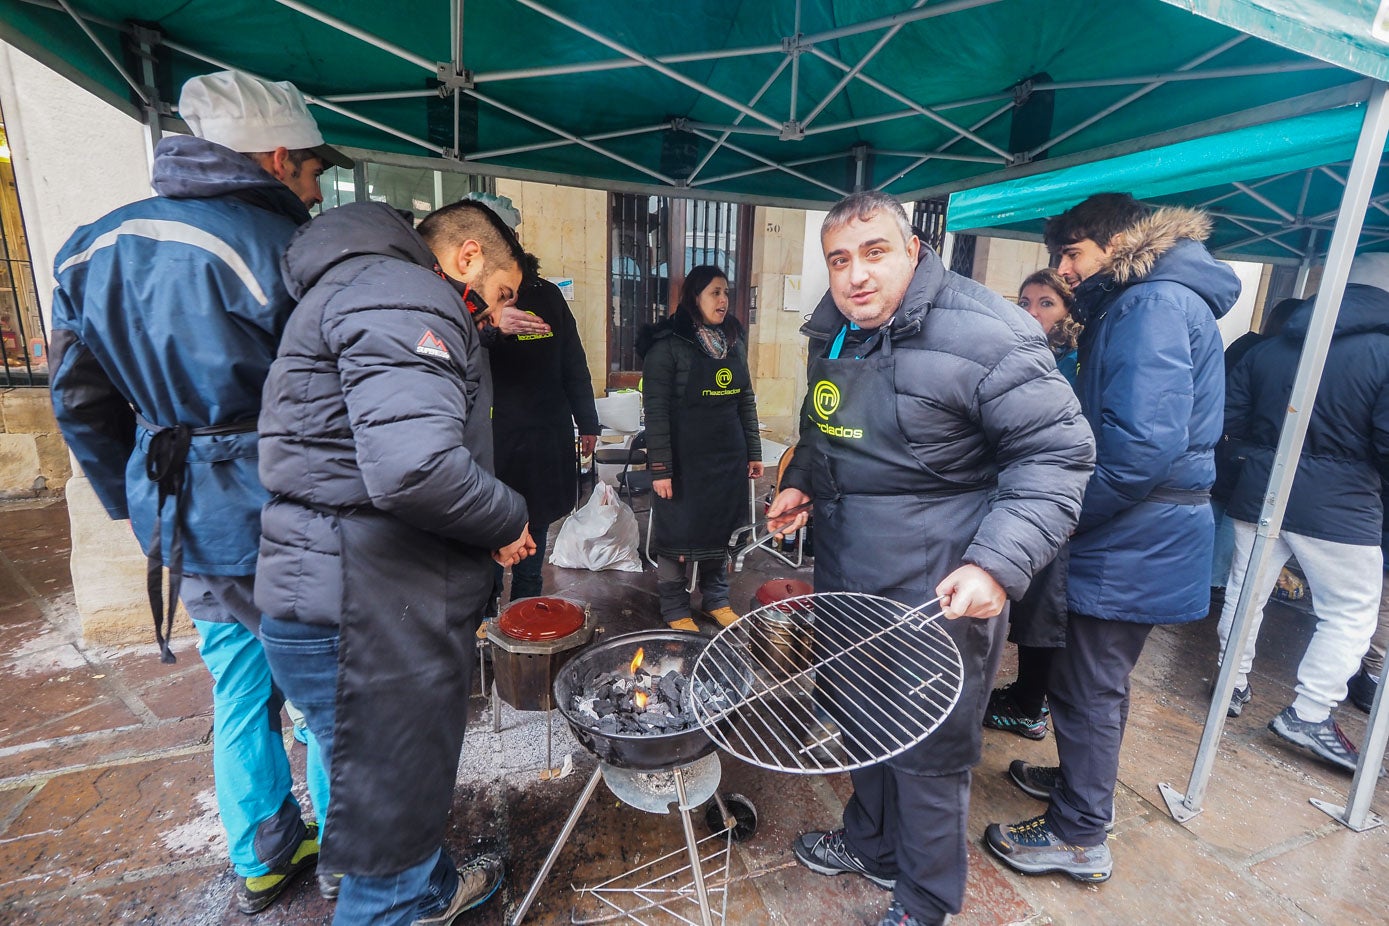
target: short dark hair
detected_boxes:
[417,199,525,270]
[822,191,914,249]
[245,148,322,170]
[1043,193,1146,254]
[1262,297,1302,336]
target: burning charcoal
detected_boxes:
[593,699,616,718]
[657,671,683,704]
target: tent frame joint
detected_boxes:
[779,120,805,141]
[435,63,474,92]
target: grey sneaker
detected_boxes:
[1268,707,1359,773]
[413,853,505,925]
[877,900,943,926]
[1227,684,1252,718]
[792,829,895,890]
[1007,761,1115,832]
[984,814,1112,883]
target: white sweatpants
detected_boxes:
[1216,520,1382,721]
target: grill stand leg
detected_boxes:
[510,766,604,926]
[674,766,715,926]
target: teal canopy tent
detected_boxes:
[0,0,1384,207]
[946,103,1389,263]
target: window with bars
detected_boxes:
[0,122,44,387]
[912,198,977,279]
[607,193,752,386]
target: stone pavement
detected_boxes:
[1,496,1386,925]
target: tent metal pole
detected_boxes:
[1320,166,1389,220]
[53,0,150,107]
[467,124,669,162]
[1159,78,1389,826]
[511,0,783,131]
[272,0,435,72]
[1295,230,1318,298]
[322,90,438,103]
[1029,35,1246,159]
[692,152,847,187]
[1033,60,1333,93]
[805,46,1011,160]
[475,44,781,83]
[129,25,164,177]
[879,101,1015,191]
[795,0,1005,47]
[872,148,1002,164]
[788,0,801,124]
[465,88,676,185]
[687,57,791,185]
[687,128,846,196]
[306,95,447,153]
[1221,215,1308,259]
[1231,181,1297,222]
[800,0,929,131]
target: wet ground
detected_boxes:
[1,495,1387,925]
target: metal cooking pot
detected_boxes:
[554,629,717,770]
[487,596,593,712]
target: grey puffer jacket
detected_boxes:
[782,248,1095,599]
[255,202,527,624]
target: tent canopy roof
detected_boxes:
[946,102,1389,264]
[1,0,1386,207]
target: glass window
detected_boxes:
[360,163,491,222]
[0,118,45,386]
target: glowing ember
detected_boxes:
[629,647,645,676]
[634,689,649,710]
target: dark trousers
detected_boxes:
[492,523,550,608]
[1045,612,1153,845]
[844,765,962,924]
[1010,644,1055,717]
[655,554,730,621]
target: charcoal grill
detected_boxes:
[511,630,756,926]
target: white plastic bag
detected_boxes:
[550,483,643,572]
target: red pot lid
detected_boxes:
[498,597,586,641]
[755,579,814,611]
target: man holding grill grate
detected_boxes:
[767,192,1095,926]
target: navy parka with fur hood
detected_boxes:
[1066,207,1241,624]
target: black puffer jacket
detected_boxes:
[1225,284,1389,545]
[255,201,527,617]
[782,249,1095,599]
[639,310,761,478]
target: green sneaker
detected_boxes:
[236,823,320,915]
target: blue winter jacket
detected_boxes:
[1066,208,1240,623]
[1224,285,1389,546]
[49,136,308,575]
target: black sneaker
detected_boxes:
[1227,684,1252,718]
[984,686,1048,740]
[1347,669,1379,714]
[1007,761,1114,832]
[236,823,320,915]
[318,872,342,900]
[413,853,505,924]
[984,814,1111,883]
[1268,707,1359,773]
[792,829,895,890]
[877,900,943,926]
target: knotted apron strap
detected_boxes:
[144,424,193,664]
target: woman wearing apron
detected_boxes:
[639,265,763,630]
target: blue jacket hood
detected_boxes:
[1281,283,1389,340]
[151,135,310,225]
[282,201,434,300]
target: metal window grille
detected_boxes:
[0,145,45,387]
[911,199,948,256]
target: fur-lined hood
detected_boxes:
[1079,205,1239,322]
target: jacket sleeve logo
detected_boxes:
[812,380,841,419]
[715,367,733,388]
[415,330,451,359]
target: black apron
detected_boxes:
[651,346,750,558]
[806,328,1006,775]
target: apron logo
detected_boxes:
[415,330,451,359]
[813,380,841,420]
[702,366,741,397]
[516,311,555,341]
[715,367,733,388]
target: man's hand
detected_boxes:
[935,564,1006,620]
[653,477,673,500]
[494,524,537,567]
[493,306,552,337]
[579,434,598,458]
[766,487,810,538]
[748,461,765,479]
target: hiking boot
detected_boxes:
[984,686,1048,740]
[877,900,944,926]
[1347,668,1379,714]
[413,853,505,924]
[792,829,895,890]
[318,872,342,900]
[1007,761,1115,832]
[668,617,700,632]
[1269,707,1359,773]
[984,815,1111,883]
[707,606,741,628]
[1226,684,1252,718]
[236,823,320,915]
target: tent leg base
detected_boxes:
[1158,782,1203,824]
[1310,798,1384,832]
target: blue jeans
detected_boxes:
[259,616,458,926]
[492,523,550,606]
[182,574,320,877]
